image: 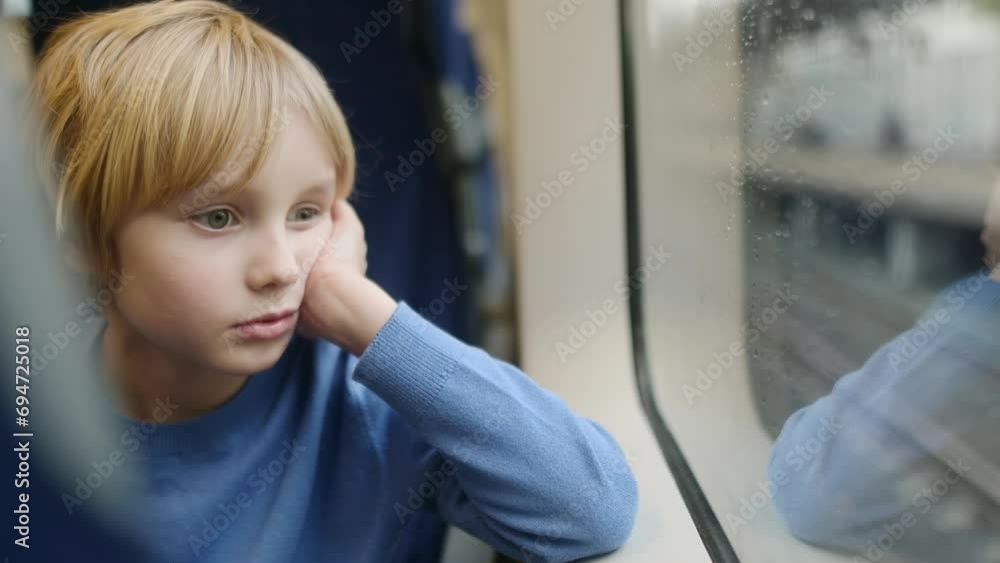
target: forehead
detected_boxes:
[251,112,338,189]
[182,112,338,205]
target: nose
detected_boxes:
[246,228,301,291]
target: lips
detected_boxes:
[235,309,298,340]
[240,309,297,325]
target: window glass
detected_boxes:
[629,1,1000,561]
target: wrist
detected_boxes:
[330,276,397,357]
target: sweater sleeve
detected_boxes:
[352,301,638,563]
[768,274,1000,562]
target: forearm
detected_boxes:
[352,303,638,562]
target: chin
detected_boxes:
[216,334,295,375]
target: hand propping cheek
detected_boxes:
[298,200,369,339]
[315,199,367,279]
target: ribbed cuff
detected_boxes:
[352,302,462,427]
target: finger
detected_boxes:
[332,199,355,222]
[329,201,351,236]
[331,199,345,220]
[334,200,364,230]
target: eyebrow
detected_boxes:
[179,178,336,211]
[300,182,336,197]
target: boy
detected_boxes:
[27,1,638,561]
[768,183,1000,562]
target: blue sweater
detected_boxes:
[769,271,1000,562]
[84,302,638,563]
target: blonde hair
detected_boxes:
[27,0,356,289]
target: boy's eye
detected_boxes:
[193,209,236,230]
[290,207,320,222]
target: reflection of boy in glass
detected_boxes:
[769,185,1000,562]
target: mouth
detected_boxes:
[234,309,298,340]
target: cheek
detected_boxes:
[299,219,334,275]
[161,259,232,311]
[115,232,235,329]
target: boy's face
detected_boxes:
[110,111,337,375]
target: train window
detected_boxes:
[625,0,1000,561]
